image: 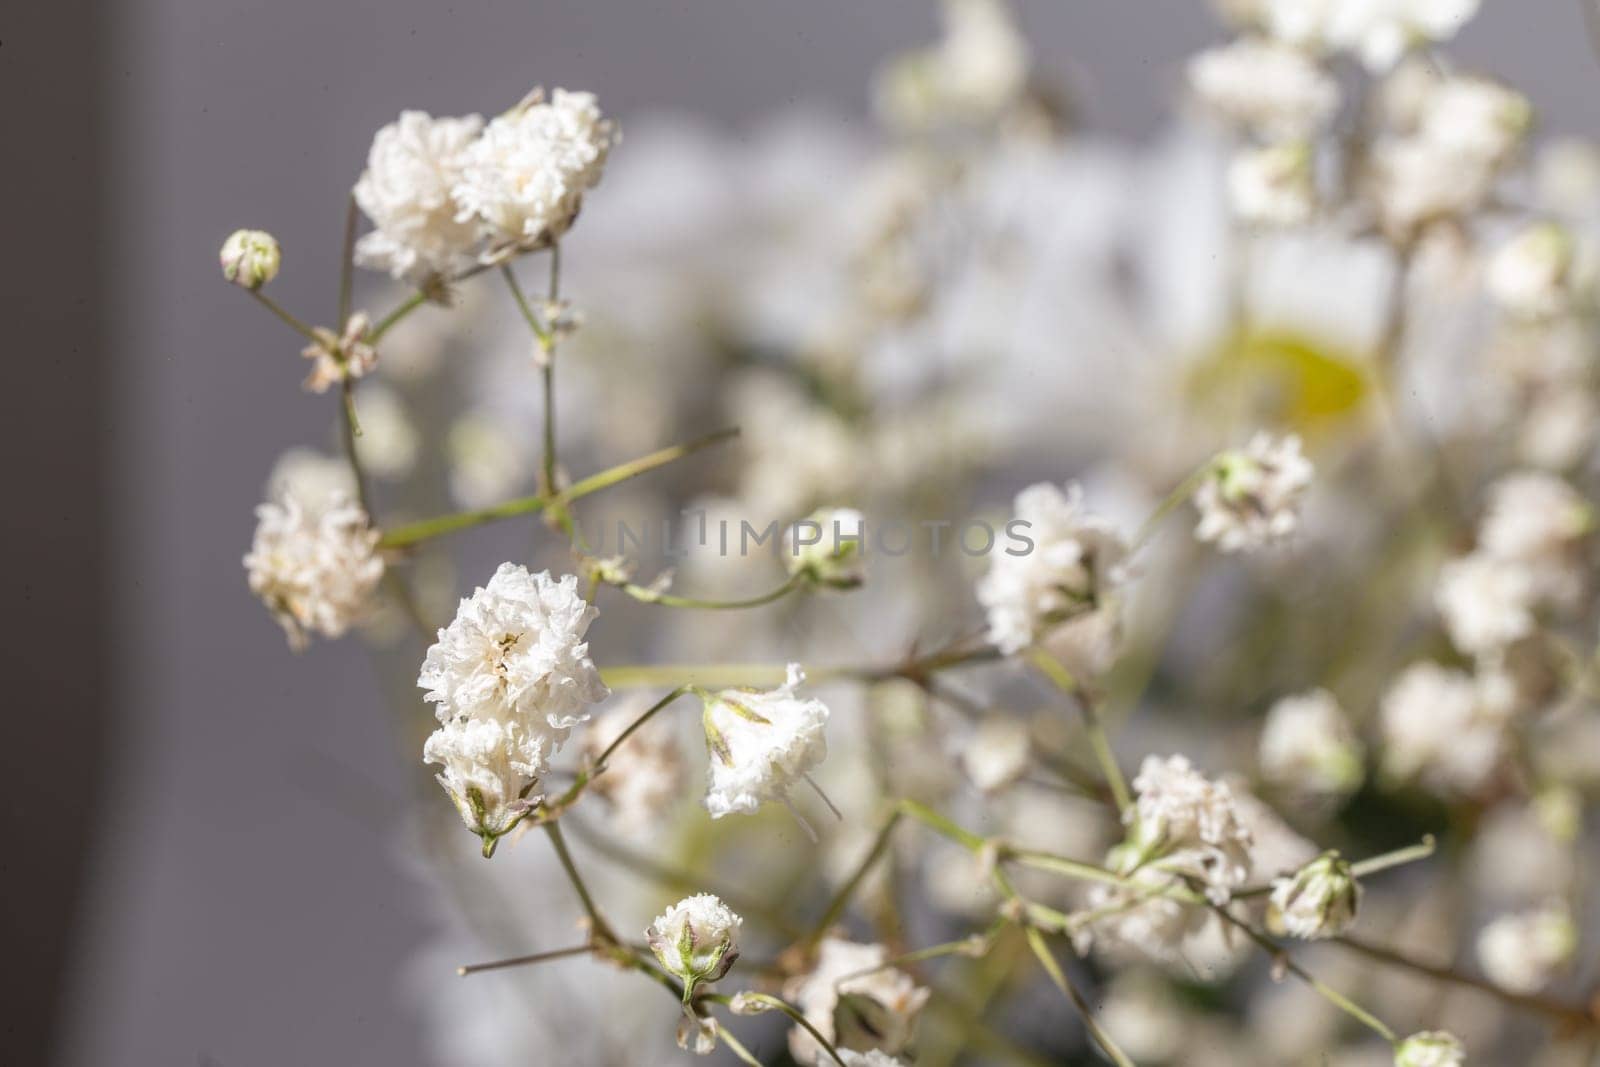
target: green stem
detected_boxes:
[456,943,594,977]
[369,290,426,342]
[707,994,848,1067]
[591,687,692,771]
[897,798,987,852]
[1027,649,1131,813]
[805,810,903,947]
[247,288,320,343]
[1018,923,1137,1067]
[378,426,739,549]
[716,1026,765,1067]
[614,572,806,611]
[1350,835,1436,879]
[1131,459,1217,554]
[338,194,358,325]
[542,821,616,944]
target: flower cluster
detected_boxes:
[701,664,831,820]
[1193,432,1313,553]
[243,492,383,649]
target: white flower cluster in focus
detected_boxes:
[1193,433,1314,553]
[702,664,831,819]
[784,938,931,1065]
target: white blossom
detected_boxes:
[1475,903,1576,994]
[978,482,1128,655]
[353,110,485,283]
[784,939,931,1065]
[1478,472,1591,606]
[1369,135,1496,238]
[873,0,1028,129]
[1380,662,1511,795]
[1394,1030,1465,1067]
[301,312,378,393]
[646,893,742,995]
[1268,851,1362,939]
[1416,76,1531,167]
[1259,689,1366,799]
[702,664,830,819]
[839,1053,907,1067]
[1487,223,1578,320]
[220,228,281,289]
[452,89,617,254]
[422,716,545,839]
[1188,39,1339,139]
[1228,142,1317,226]
[419,563,607,730]
[1126,754,1255,903]
[1435,552,1536,659]
[1268,0,1481,70]
[1073,863,1204,962]
[1194,433,1314,552]
[244,492,383,648]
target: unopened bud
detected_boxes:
[1267,851,1361,940]
[220,229,281,289]
[1393,1030,1464,1067]
[786,507,866,589]
[647,893,742,1001]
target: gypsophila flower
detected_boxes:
[1072,863,1203,962]
[785,507,866,589]
[220,229,281,289]
[646,893,742,1000]
[1380,662,1511,795]
[1194,433,1314,552]
[1188,39,1339,139]
[1394,1030,1466,1067]
[1228,142,1317,226]
[1476,903,1576,994]
[978,482,1128,655]
[452,88,616,256]
[1125,754,1255,904]
[422,716,545,839]
[1487,223,1578,320]
[353,111,485,284]
[1268,851,1362,939]
[873,0,1028,129]
[301,312,377,393]
[839,1053,907,1067]
[1259,689,1365,799]
[243,492,383,649]
[419,563,607,730]
[784,939,930,1065]
[1435,552,1536,659]
[1417,76,1531,166]
[1268,0,1481,71]
[1369,134,1495,239]
[1478,472,1591,606]
[702,664,830,819]
[676,1013,718,1056]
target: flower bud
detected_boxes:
[785,507,866,589]
[1267,851,1361,940]
[1394,1030,1464,1067]
[647,893,742,1000]
[220,229,281,289]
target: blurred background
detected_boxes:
[6,2,1600,1065]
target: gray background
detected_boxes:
[5,1,1594,1064]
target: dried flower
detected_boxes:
[1268,851,1362,939]
[1259,689,1366,799]
[453,88,616,256]
[784,939,931,1064]
[1194,433,1313,552]
[243,492,383,649]
[301,312,378,393]
[646,893,743,1000]
[422,716,544,840]
[353,111,485,284]
[220,228,281,289]
[1394,1030,1465,1067]
[978,482,1128,655]
[702,664,830,819]
[1125,754,1255,904]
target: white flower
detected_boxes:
[353,111,485,283]
[452,89,616,254]
[646,893,742,997]
[579,698,684,833]
[1394,1030,1466,1067]
[960,718,1032,793]
[419,563,607,731]
[1476,903,1576,994]
[1259,689,1365,799]
[1478,472,1591,605]
[220,228,281,289]
[1126,754,1255,903]
[839,1053,907,1067]
[1188,39,1339,139]
[1269,0,1480,70]
[784,939,931,1065]
[301,312,377,393]
[1194,433,1314,552]
[1380,662,1511,795]
[1435,552,1536,659]
[244,492,383,649]
[1072,864,1203,963]
[1268,851,1362,939]
[1417,76,1531,166]
[1369,135,1496,238]
[873,0,1028,129]
[785,507,866,588]
[1228,142,1317,226]
[702,664,830,818]
[353,382,420,479]
[1487,223,1578,319]
[978,482,1128,655]
[422,716,545,840]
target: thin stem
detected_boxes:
[542,821,617,944]
[457,943,594,977]
[600,638,1002,692]
[1005,847,1177,894]
[378,427,739,549]
[708,994,848,1067]
[591,687,692,770]
[806,810,903,947]
[1350,834,1436,879]
[338,194,358,325]
[1211,905,1397,1042]
[1018,924,1137,1067]
[1027,649,1131,813]
[246,288,320,342]
[613,572,806,611]
[897,798,987,852]
[1131,459,1217,554]
[369,290,426,342]
[337,382,372,516]
[716,1026,765,1067]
